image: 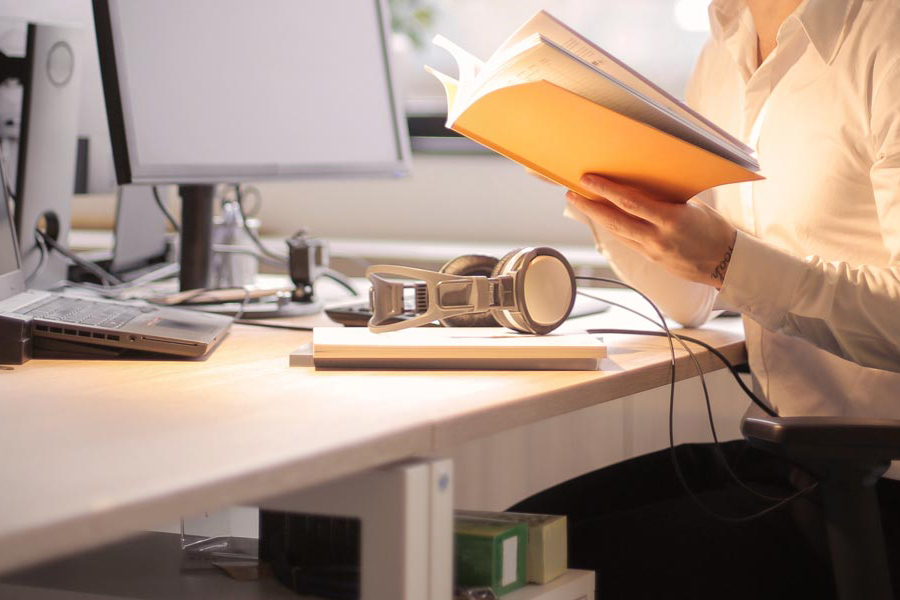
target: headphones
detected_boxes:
[366,247,576,334]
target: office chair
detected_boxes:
[742,415,900,600]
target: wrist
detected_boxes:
[710,229,737,290]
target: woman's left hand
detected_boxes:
[567,173,738,289]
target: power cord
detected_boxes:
[574,276,817,522]
[576,290,773,417]
[64,262,180,298]
[24,229,49,285]
[152,186,180,232]
[320,267,360,297]
[234,184,289,264]
[36,229,122,287]
[578,292,789,503]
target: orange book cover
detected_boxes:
[426,11,763,203]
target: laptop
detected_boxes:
[0,162,231,360]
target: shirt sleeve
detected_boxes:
[564,203,719,327]
[717,58,900,372]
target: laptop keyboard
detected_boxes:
[19,297,153,329]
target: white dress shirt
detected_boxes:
[570,0,900,474]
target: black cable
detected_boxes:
[577,289,787,503]
[25,230,48,285]
[234,184,288,263]
[152,186,180,232]
[231,185,359,299]
[37,229,122,287]
[237,184,263,217]
[576,289,773,417]
[579,289,788,502]
[595,327,772,418]
[586,327,791,507]
[320,268,360,296]
[575,276,813,522]
[63,262,180,297]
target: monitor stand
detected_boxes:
[2,23,85,290]
[178,184,214,292]
[177,184,322,318]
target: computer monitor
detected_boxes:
[0,23,86,290]
[92,0,410,290]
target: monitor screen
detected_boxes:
[94,0,409,185]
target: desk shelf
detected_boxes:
[0,531,594,600]
[0,532,296,600]
[503,569,595,600]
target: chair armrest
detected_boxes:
[742,416,900,463]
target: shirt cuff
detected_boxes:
[563,201,607,253]
[717,230,805,330]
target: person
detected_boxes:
[511,0,900,598]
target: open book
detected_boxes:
[426,11,762,202]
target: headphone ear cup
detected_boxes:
[490,249,523,279]
[490,249,527,332]
[490,247,576,334]
[438,254,501,327]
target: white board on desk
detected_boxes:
[302,327,606,370]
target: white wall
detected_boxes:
[252,154,596,245]
[72,153,598,247]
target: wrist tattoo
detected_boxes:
[711,244,734,284]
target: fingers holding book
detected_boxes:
[567,174,738,289]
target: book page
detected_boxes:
[446,34,545,122]
[432,33,547,123]
[496,11,752,157]
[433,35,484,93]
[424,65,460,122]
[470,38,757,169]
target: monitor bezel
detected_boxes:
[92,0,411,186]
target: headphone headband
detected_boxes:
[365,247,575,334]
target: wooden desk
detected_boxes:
[0,292,746,596]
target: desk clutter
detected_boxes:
[259,509,587,600]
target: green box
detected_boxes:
[455,516,528,596]
[456,510,567,584]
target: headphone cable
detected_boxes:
[574,276,817,522]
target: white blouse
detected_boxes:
[570,0,900,474]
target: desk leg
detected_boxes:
[260,458,453,600]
